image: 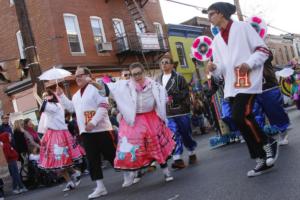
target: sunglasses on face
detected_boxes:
[161,61,171,65]
[123,73,130,77]
[75,73,87,79]
[131,71,143,77]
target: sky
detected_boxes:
[159,0,300,35]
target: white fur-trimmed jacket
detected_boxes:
[104,78,168,126]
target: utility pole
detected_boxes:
[233,0,244,21]
[14,0,45,97]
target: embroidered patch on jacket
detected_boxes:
[84,111,96,125]
[234,68,251,88]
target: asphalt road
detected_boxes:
[6,106,300,200]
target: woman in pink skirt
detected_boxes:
[34,88,83,192]
[92,62,175,187]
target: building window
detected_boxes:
[9,0,14,6]
[296,43,300,57]
[290,46,295,58]
[279,48,284,64]
[175,42,188,68]
[112,18,129,51]
[154,22,163,36]
[154,22,166,49]
[90,17,107,52]
[284,46,290,62]
[135,20,146,34]
[63,14,84,54]
[16,31,25,59]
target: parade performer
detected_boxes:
[156,55,197,169]
[287,58,300,109]
[205,2,278,177]
[255,51,290,145]
[56,67,116,199]
[92,62,175,186]
[33,87,83,192]
[246,15,290,145]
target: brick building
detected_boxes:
[265,34,297,67]
[0,0,168,120]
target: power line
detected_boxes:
[165,0,206,11]
[164,0,292,34]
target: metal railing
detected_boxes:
[113,33,169,54]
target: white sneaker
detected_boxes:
[12,189,20,194]
[122,172,135,188]
[133,170,142,184]
[72,171,82,186]
[239,136,245,143]
[263,140,279,166]
[62,182,75,192]
[88,188,108,199]
[247,158,274,177]
[279,133,289,146]
[19,187,28,193]
[164,174,174,182]
[133,177,141,184]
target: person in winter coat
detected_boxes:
[0,132,27,194]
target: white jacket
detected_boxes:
[106,79,167,126]
[59,84,112,134]
[212,21,269,98]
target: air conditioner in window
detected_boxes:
[97,42,113,52]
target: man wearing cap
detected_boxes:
[205,2,279,177]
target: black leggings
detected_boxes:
[82,131,116,181]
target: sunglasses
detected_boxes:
[131,71,143,77]
[161,61,171,65]
[75,73,88,79]
[123,73,130,77]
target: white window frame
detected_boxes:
[16,30,25,59]
[63,13,85,55]
[153,22,163,36]
[135,20,146,34]
[153,22,167,48]
[112,18,129,50]
[176,42,188,68]
[9,0,14,6]
[90,16,107,42]
[112,18,127,37]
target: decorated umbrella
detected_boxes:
[275,68,294,78]
[247,16,268,40]
[191,36,213,62]
[39,66,72,81]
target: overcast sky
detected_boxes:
[159,0,299,35]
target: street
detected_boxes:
[7,106,300,200]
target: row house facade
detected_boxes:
[0,0,168,120]
[265,34,298,67]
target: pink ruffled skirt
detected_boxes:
[114,111,175,170]
[39,129,83,170]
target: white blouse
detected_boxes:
[44,102,68,130]
[136,84,155,113]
